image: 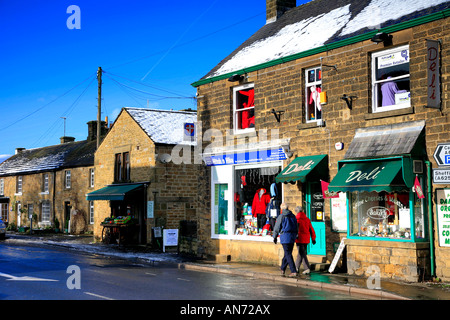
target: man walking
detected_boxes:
[273,203,298,277]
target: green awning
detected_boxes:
[275,154,328,184]
[86,183,144,201]
[328,158,414,193]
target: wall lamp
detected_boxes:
[281,143,293,158]
[228,74,245,82]
[341,94,357,110]
[271,109,285,122]
[371,32,392,46]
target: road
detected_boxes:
[0,241,363,302]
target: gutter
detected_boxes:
[192,8,450,88]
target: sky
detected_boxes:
[0,0,310,161]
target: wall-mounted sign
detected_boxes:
[433,143,450,166]
[204,147,286,166]
[436,189,450,247]
[426,39,441,109]
[433,169,450,184]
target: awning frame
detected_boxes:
[86,182,149,201]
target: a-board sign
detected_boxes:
[328,238,346,273]
[163,229,179,252]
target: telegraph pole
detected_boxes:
[97,67,102,149]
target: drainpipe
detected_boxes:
[425,160,436,277]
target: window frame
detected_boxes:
[232,83,255,134]
[89,201,94,224]
[16,176,23,194]
[41,201,51,223]
[0,179,4,195]
[42,173,49,193]
[89,168,95,188]
[305,66,322,123]
[65,170,71,189]
[371,45,411,113]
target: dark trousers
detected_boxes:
[281,243,297,274]
[295,243,311,270]
[256,214,266,230]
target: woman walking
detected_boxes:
[294,206,316,274]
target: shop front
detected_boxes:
[275,154,329,256]
[328,121,430,282]
[87,182,148,245]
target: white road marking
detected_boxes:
[84,292,115,300]
[0,272,58,282]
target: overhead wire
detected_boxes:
[0,73,96,133]
[31,75,97,148]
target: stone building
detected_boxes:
[192,0,450,281]
[88,107,199,251]
[0,121,106,234]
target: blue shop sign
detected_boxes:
[204,147,286,166]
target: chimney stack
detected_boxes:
[266,0,296,24]
[60,136,75,144]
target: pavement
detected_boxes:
[4,231,450,300]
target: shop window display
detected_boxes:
[350,190,424,240]
[234,166,282,237]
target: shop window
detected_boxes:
[233,83,255,133]
[211,164,282,238]
[371,45,410,113]
[305,67,322,122]
[349,190,425,240]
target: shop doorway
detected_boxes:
[306,182,326,255]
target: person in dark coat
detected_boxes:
[273,203,298,277]
[294,206,316,275]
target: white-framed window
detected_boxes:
[210,161,282,240]
[0,179,4,195]
[305,66,322,122]
[42,173,49,193]
[372,45,410,113]
[89,201,94,224]
[89,168,95,188]
[233,83,255,133]
[41,201,51,223]
[16,176,23,194]
[65,170,71,189]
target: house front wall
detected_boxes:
[93,110,200,252]
[195,17,450,281]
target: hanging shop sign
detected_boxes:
[436,189,450,247]
[426,39,441,109]
[204,147,286,166]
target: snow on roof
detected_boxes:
[125,108,197,146]
[0,140,96,176]
[204,0,449,79]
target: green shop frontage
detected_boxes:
[327,121,432,282]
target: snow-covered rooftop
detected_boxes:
[0,140,96,176]
[125,108,197,146]
[201,0,450,80]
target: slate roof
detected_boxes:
[0,140,96,177]
[200,0,450,80]
[125,107,197,146]
[344,120,426,159]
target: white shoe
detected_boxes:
[302,269,310,274]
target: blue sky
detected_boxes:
[0,0,301,161]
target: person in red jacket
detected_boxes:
[294,206,316,274]
[252,188,270,232]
